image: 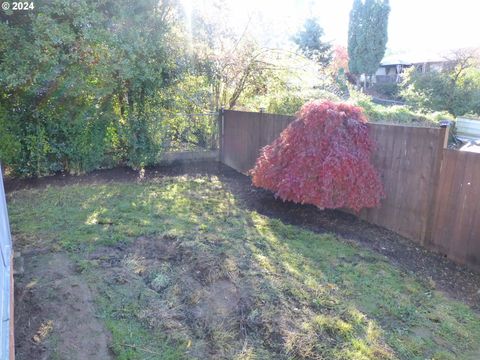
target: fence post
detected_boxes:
[424,124,449,245]
[219,107,225,163]
[258,108,265,163]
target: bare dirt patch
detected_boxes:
[14,251,113,360]
[86,234,325,358]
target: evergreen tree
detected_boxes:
[348,0,363,75]
[348,0,390,85]
[293,18,332,67]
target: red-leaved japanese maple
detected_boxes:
[250,100,384,212]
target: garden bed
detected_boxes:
[8,162,480,359]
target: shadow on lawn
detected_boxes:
[250,212,480,359]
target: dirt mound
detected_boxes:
[14,252,113,360]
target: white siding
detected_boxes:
[456,117,480,141]
[0,165,12,360]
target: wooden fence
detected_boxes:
[219,110,480,270]
[359,124,446,244]
[430,150,480,267]
[220,111,293,174]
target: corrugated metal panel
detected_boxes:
[0,164,12,360]
[456,117,480,141]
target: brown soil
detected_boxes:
[7,161,480,310]
[14,251,113,360]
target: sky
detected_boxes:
[192,0,480,53]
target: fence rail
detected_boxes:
[219,110,480,271]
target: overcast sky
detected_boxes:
[188,0,480,53]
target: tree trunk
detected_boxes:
[118,91,125,118]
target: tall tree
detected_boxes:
[191,4,291,110]
[348,0,390,86]
[348,0,363,76]
[293,18,332,67]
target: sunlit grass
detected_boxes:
[8,176,480,359]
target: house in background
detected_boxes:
[375,51,451,83]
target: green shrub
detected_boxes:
[267,90,341,116]
[267,95,308,115]
[350,89,453,126]
[0,105,21,169]
[400,66,480,116]
[0,1,199,177]
[371,82,400,99]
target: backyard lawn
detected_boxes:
[9,168,480,360]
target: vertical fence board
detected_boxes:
[423,127,448,245]
[432,150,480,268]
[466,163,480,265]
[367,125,388,226]
[407,128,429,241]
[386,126,408,235]
[456,155,477,262]
[431,150,456,252]
[398,127,420,239]
[449,154,470,262]
[222,110,294,174]
[359,126,443,243]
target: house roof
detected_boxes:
[380,51,447,66]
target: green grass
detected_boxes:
[8,176,480,359]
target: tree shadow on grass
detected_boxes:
[238,195,480,360]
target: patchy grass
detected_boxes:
[9,175,480,359]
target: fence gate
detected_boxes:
[0,165,12,360]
